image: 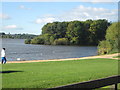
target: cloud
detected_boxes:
[3,25,23,30]
[33,4,117,25]
[0,13,11,20]
[19,5,31,10]
[20,5,25,9]
[35,17,56,24]
[59,5,117,22]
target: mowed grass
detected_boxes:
[1,58,118,88]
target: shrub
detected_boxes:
[25,39,31,44]
[31,36,44,44]
[42,34,51,45]
[98,40,111,55]
[49,36,55,45]
[54,38,69,45]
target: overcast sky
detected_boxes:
[0,0,119,35]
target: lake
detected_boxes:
[2,39,97,61]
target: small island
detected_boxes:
[25,19,119,55]
[25,19,110,46]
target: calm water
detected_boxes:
[2,39,97,61]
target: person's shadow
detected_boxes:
[0,70,23,74]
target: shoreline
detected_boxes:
[6,53,119,64]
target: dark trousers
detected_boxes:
[2,57,7,64]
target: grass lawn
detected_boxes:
[1,58,118,88]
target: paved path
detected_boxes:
[6,53,119,64]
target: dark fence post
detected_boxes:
[115,84,117,90]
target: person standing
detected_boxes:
[1,48,7,64]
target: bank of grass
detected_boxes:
[1,58,118,88]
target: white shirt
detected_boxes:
[1,49,5,57]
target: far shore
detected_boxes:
[6,53,119,64]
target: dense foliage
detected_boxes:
[98,22,120,54]
[25,19,111,45]
[0,33,37,39]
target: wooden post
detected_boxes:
[115,84,117,90]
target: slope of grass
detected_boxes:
[1,58,118,88]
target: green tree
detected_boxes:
[89,19,110,45]
[105,22,120,53]
[98,22,119,54]
[66,21,84,45]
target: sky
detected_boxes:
[0,0,119,35]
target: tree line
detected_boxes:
[25,19,111,46]
[0,33,37,39]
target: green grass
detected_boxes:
[1,58,118,88]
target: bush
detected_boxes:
[31,36,44,44]
[43,34,51,45]
[49,36,55,45]
[98,40,111,55]
[54,38,69,45]
[25,39,31,44]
